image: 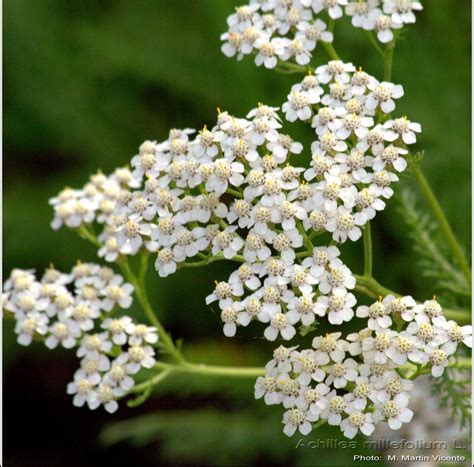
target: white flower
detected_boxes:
[266,134,303,162]
[292,349,327,384]
[4,268,36,292]
[346,328,372,356]
[375,371,413,402]
[361,329,397,364]
[254,37,285,69]
[280,38,312,65]
[356,299,392,330]
[367,9,402,43]
[366,81,404,113]
[101,316,133,346]
[406,317,446,353]
[220,31,245,60]
[370,169,399,199]
[323,391,347,425]
[282,90,315,122]
[67,302,100,331]
[312,332,347,363]
[243,231,272,262]
[67,376,96,408]
[313,173,357,213]
[286,293,318,326]
[206,280,243,309]
[77,332,112,358]
[340,410,375,438]
[125,323,159,346]
[296,19,333,50]
[103,359,135,391]
[45,319,81,349]
[221,304,242,337]
[265,345,298,373]
[249,116,281,146]
[326,206,366,243]
[385,331,423,365]
[385,294,416,322]
[87,383,122,413]
[441,322,472,355]
[212,227,244,259]
[373,393,413,430]
[102,278,134,311]
[383,0,423,25]
[115,215,151,255]
[296,383,330,415]
[355,186,386,220]
[306,0,348,20]
[255,374,281,405]
[263,312,298,341]
[412,298,446,327]
[346,376,376,410]
[75,352,111,385]
[282,408,318,436]
[14,310,49,346]
[315,60,355,84]
[272,230,302,263]
[337,113,374,140]
[154,248,179,277]
[229,262,261,291]
[226,4,259,31]
[318,263,355,295]
[383,117,421,144]
[277,374,301,408]
[373,144,408,173]
[302,245,341,278]
[315,289,356,325]
[118,345,156,374]
[173,227,208,261]
[326,358,358,388]
[98,234,121,262]
[428,348,449,377]
[311,131,348,155]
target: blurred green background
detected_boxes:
[3,1,471,466]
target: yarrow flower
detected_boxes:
[3,265,159,413]
[5,0,471,446]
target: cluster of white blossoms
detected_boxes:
[220,0,423,69]
[346,0,423,43]
[3,265,158,413]
[255,296,472,438]
[49,63,419,279]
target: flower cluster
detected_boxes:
[220,0,423,70]
[255,296,471,438]
[3,265,158,413]
[346,0,423,43]
[49,62,419,287]
[206,245,357,338]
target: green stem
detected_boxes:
[226,188,244,199]
[77,225,101,247]
[367,31,385,57]
[363,222,373,277]
[411,166,471,284]
[383,34,397,82]
[130,361,265,394]
[118,257,185,364]
[322,42,340,61]
[297,221,314,252]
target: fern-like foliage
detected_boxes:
[397,187,470,301]
[431,366,471,428]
